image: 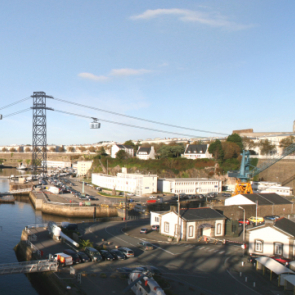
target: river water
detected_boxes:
[0,169,79,295]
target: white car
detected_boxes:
[149,195,157,199]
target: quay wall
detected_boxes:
[29,191,118,218]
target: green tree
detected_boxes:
[68,147,75,152]
[208,140,224,160]
[116,150,129,160]
[88,146,95,152]
[227,133,243,150]
[242,137,256,150]
[124,140,135,146]
[279,136,295,149]
[158,144,185,158]
[221,141,241,160]
[259,139,276,155]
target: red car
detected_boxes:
[238,219,250,226]
[271,256,291,266]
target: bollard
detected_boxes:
[240,272,242,277]
[241,261,244,267]
[245,277,247,282]
[253,282,256,287]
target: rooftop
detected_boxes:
[242,193,292,205]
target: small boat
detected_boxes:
[16,163,28,170]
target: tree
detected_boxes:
[208,140,224,160]
[158,144,185,158]
[68,147,74,152]
[221,141,241,160]
[2,148,7,152]
[79,146,86,152]
[58,147,65,152]
[25,147,31,152]
[10,148,16,152]
[279,136,295,149]
[88,146,95,152]
[259,139,276,155]
[42,147,47,152]
[124,140,135,146]
[17,147,22,152]
[227,133,243,150]
[116,150,129,160]
[49,147,56,152]
[242,137,256,150]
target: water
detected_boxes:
[0,170,77,295]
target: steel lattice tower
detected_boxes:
[31,92,53,176]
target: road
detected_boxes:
[75,220,276,295]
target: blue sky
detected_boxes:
[0,1,294,145]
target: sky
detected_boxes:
[0,1,295,145]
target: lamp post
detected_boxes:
[238,206,246,242]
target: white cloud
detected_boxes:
[78,68,152,82]
[110,68,152,77]
[130,8,253,30]
[78,72,109,82]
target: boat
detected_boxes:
[16,163,29,170]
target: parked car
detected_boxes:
[135,265,161,276]
[110,249,126,260]
[248,216,264,224]
[137,241,153,251]
[151,225,159,231]
[222,193,231,197]
[265,215,280,221]
[140,228,149,234]
[100,250,116,261]
[149,195,157,199]
[271,256,291,266]
[118,247,135,258]
[62,223,78,231]
[77,251,91,263]
[63,249,81,264]
[84,247,103,262]
[238,219,250,226]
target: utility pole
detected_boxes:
[31,92,53,177]
[238,206,246,242]
[177,194,180,242]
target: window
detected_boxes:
[216,223,221,235]
[274,242,283,255]
[155,216,159,222]
[188,225,194,237]
[164,222,169,233]
[255,240,263,252]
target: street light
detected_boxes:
[238,206,246,242]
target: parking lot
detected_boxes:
[26,218,289,295]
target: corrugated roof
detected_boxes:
[242,193,292,205]
[180,207,225,221]
[275,218,295,236]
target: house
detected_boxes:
[77,161,93,177]
[247,218,295,259]
[151,207,226,241]
[182,144,212,159]
[136,146,155,160]
[157,178,222,194]
[224,193,293,216]
[111,144,134,158]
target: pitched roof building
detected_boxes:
[182,144,212,159]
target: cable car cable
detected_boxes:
[53,108,210,138]
[3,108,31,118]
[53,96,228,136]
[0,97,31,110]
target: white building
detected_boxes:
[182,144,212,159]
[151,208,226,241]
[77,161,93,176]
[92,169,157,195]
[136,146,156,160]
[157,178,222,194]
[111,144,134,158]
[251,181,292,196]
[44,160,71,168]
[247,218,295,259]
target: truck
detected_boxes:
[48,186,60,194]
[53,253,73,267]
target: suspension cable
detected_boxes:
[0,97,31,110]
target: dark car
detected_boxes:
[84,247,103,262]
[63,249,81,264]
[87,196,99,201]
[100,250,115,261]
[77,251,91,263]
[140,228,148,234]
[116,267,133,274]
[265,215,280,221]
[110,249,126,260]
[135,265,161,276]
[63,223,78,231]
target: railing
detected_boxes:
[0,260,58,275]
